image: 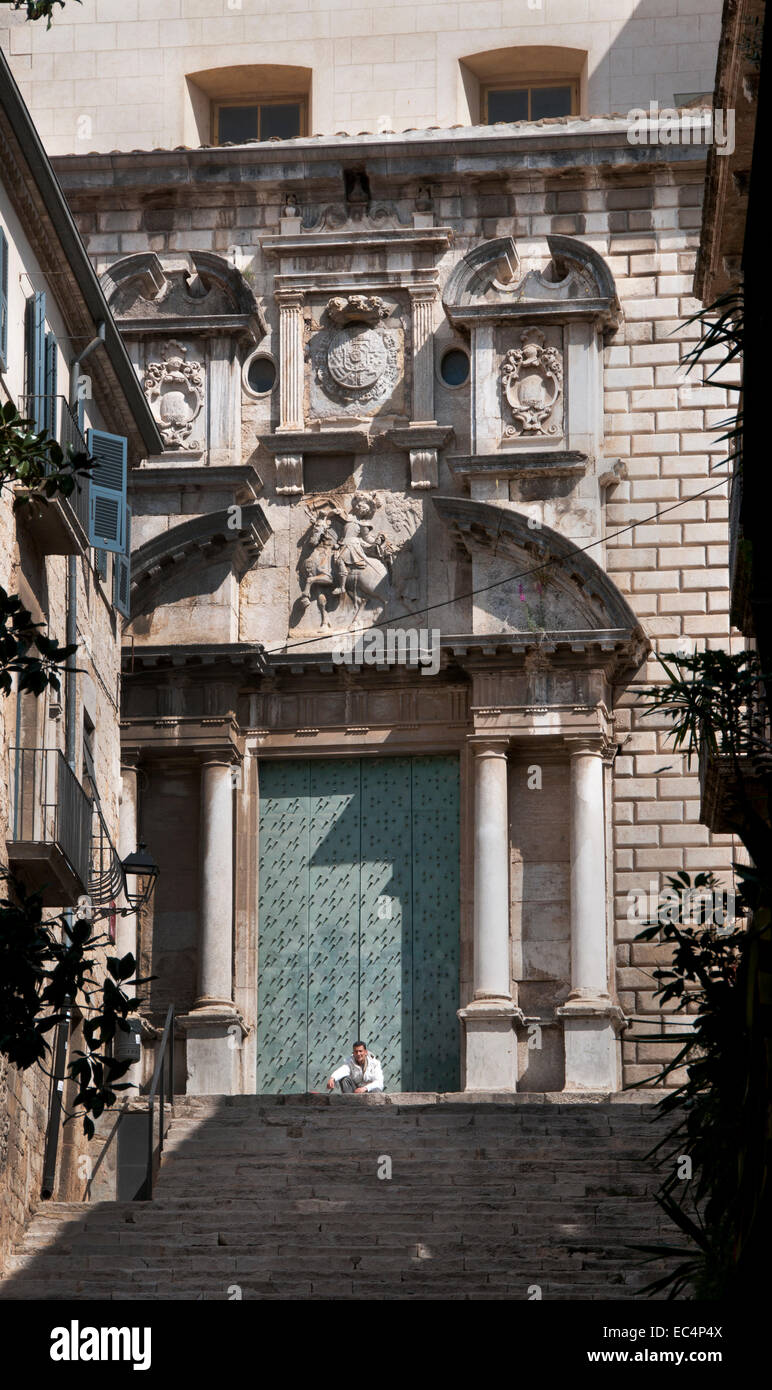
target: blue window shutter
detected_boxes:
[87,427,127,554]
[112,506,131,618]
[95,548,108,581]
[44,332,58,437]
[25,291,46,431]
[0,228,8,371]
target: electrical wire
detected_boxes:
[261,473,731,657]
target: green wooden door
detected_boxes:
[257,755,460,1093]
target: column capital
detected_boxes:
[468,736,510,759]
[198,750,242,772]
[564,734,613,760]
[408,282,439,303]
[275,288,305,308]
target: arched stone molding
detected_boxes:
[128,504,272,640]
[100,251,265,338]
[432,495,647,672]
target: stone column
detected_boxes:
[184,755,244,1095]
[409,285,437,425]
[457,740,522,1091]
[557,738,624,1091]
[195,757,236,1011]
[277,290,304,432]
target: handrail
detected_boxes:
[140,1003,175,1201]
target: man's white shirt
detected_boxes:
[331,1053,384,1092]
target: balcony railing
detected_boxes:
[7,747,93,905]
[18,395,91,551]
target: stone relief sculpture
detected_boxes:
[143,340,204,450]
[382,494,422,605]
[311,295,401,412]
[296,492,399,629]
[501,328,563,438]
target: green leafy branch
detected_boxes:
[0,872,150,1136]
[0,399,92,507]
[11,0,81,28]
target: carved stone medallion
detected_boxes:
[143,340,204,450]
[501,327,563,438]
[327,326,389,390]
[311,296,402,413]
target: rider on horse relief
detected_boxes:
[298,492,396,629]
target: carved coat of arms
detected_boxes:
[312,296,401,410]
[143,340,204,450]
[501,328,563,437]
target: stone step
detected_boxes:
[1,1099,681,1303]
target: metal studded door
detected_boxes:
[257,755,460,1093]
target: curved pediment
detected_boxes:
[443,234,620,336]
[432,495,645,642]
[129,504,272,622]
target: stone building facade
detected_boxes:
[2,2,738,1103]
[0,47,162,1269]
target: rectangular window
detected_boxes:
[24,291,47,432]
[82,711,96,795]
[483,83,576,124]
[215,98,304,144]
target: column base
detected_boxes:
[556,1000,626,1091]
[179,1008,248,1096]
[458,1000,525,1092]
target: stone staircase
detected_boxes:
[0,1094,686,1300]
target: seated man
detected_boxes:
[327,1040,384,1094]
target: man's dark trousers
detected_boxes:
[338,1077,357,1092]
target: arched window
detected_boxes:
[186,65,312,146]
[460,47,586,126]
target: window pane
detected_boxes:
[218,105,259,144]
[486,88,528,123]
[248,356,277,394]
[531,86,573,120]
[260,103,302,140]
[440,349,470,387]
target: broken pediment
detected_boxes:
[443,234,620,337]
[100,251,265,343]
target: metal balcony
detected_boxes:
[6,747,92,906]
[16,395,91,555]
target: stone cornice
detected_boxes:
[260,427,371,455]
[51,117,709,200]
[448,450,587,480]
[261,228,452,258]
[122,643,267,675]
[128,463,263,501]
